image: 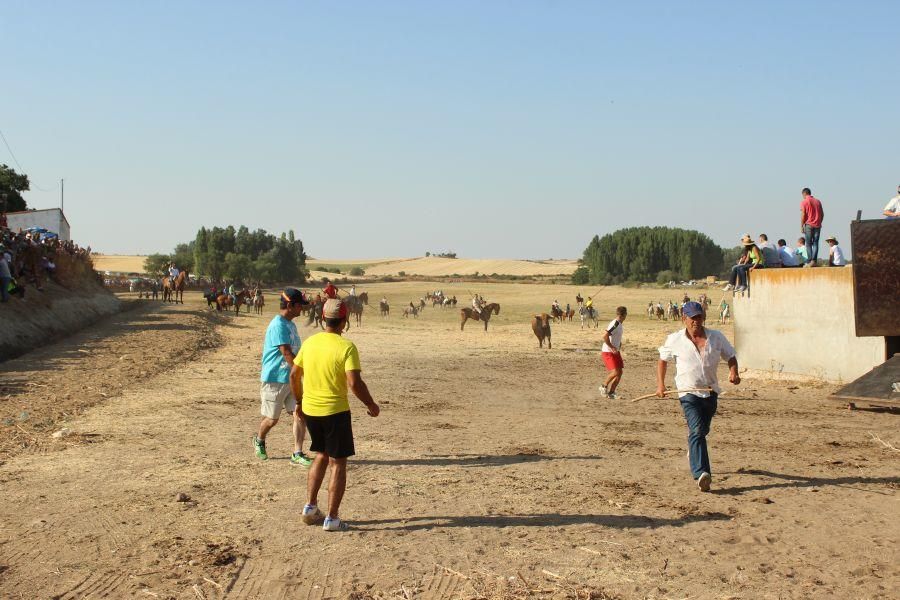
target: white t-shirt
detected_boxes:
[658,328,736,397]
[831,245,846,266]
[602,319,624,353]
[884,196,900,216]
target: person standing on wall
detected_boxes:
[800,188,824,267]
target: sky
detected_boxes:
[2,0,899,259]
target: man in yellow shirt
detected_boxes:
[290,298,379,532]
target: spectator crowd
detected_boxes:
[0,225,93,303]
[721,185,898,293]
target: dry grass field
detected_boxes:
[0,282,897,599]
[93,255,579,278]
[91,254,149,273]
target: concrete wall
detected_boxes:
[6,208,71,240]
[733,267,885,383]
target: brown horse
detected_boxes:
[217,289,251,314]
[305,299,325,329]
[162,271,187,304]
[253,291,265,315]
[550,305,564,322]
[344,295,363,329]
[358,291,369,306]
[532,313,552,349]
[564,308,575,322]
[379,300,390,317]
[460,303,500,331]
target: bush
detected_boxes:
[398,271,406,276]
[349,267,365,276]
[571,266,590,285]
[656,270,676,285]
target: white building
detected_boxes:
[6,208,71,241]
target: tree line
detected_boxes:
[0,164,30,212]
[144,225,307,284]
[573,226,726,285]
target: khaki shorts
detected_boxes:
[260,382,296,419]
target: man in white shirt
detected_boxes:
[599,306,627,400]
[883,186,900,219]
[656,302,740,492]
[776,239,798,267]
[825,236,846,266]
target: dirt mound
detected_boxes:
[0,281,121,362]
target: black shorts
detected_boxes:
[303,410,355,459]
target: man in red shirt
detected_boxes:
[800,188,824,267]
[322,281,338,299]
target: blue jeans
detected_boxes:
[680,393,718,479]
[729,264,752,287]
[0,276,9,302]
[804,225,821,264]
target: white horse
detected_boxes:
[579,306,599,329]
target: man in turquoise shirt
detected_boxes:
[253,288,313,466]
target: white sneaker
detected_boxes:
[302,505,324,525]
[323,516,349,532]
[598,384,608,398]
[723,284,733,291]
[697,472,712,492]
[734,285,746,292]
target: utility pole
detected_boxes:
[60,178,64,212]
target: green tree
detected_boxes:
[0,164,30,212]
[571,266,589,285]
[224,252,253,281]
[144,253,173,277]
[580,227,724,284]
[173,242,195,273]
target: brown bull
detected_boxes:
[531,313,552,349]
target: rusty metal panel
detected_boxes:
[851,219,900,337]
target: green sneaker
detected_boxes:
[290,451,313,467]
[253,435,268,460]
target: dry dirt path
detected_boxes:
[0,285,897,599]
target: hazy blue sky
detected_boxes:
[3,1,898,258]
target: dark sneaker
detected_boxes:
[290,451,313,467]
[253,435,268,460]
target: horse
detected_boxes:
[253,291,265,315]
[667,303,679,320]
[217,289,251,314]
[550,305,564,322]
[647,302,655,319]
[418,298,426,312]
[344,295,363,329]
[655,305,665,320]
[564,308,575,322]
[379,300,390,317]
[460,303,500,331]
[403,305,418,318]
[203,289,218,308]
[579,306,599,329]
[532,313,552,349]
[575,293,583,307]
[358,292,369,306]
[162,271,188,304]
[305,299,325,329]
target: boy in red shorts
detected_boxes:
[599,306,627,399]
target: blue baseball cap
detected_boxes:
[681,301,704,318]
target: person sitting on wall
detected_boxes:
[757,233,782,267]
[777,239,798,267]
[725,235,763,293]
[825,236,846,267]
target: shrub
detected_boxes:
[349,267,365,276]
[571,266,590,285]
[398,271,406,276]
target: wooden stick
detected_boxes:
[630,388,713,403]
[869,432,900,453]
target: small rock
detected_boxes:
[752,497,774,504]
[52,428,72,439]
[806,487,819,492]
[188,559,199,566]
[175,492,191,502]
[207,368,214,373]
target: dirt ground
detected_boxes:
[0,282,897,599]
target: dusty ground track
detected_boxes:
[1,282,897,599]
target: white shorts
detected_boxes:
[260,382,296,419]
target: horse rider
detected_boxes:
[584,296,595,318]
[349,285,357,297]
[323,281,338,299]
[472,294,484,315]
[552,299,561,314]
[228,281,237,304]
[168,262,180,282]
[566,302,571,317]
